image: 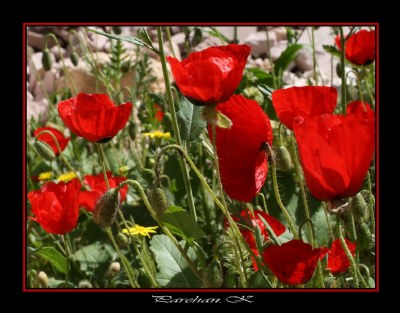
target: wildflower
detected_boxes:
[57,172,77,183]
[122,225,159,238]
[336,29,375,66]
[143,131,171,139]
[38,171,53,181]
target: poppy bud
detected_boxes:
[163,112,174,133]
[336,62,342,77]
[35,140,56,161]
[149,187,168,216]
[71,52,79,66]
[116,231,129,247]
[357,222,373,251]
[42,48,53,71]
[128,122,139,140]
[37,271,48,287]
[274,145,292,171]
[243,86,264,105]
[107,261,121,277]
[112,26,122,35]
[92,188,120,227]
[78,280,93,288]
[203,259,222,287]
[351,192,369,222]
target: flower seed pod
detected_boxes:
[37,271,48,288]
[35,140,56,161]
[357,222,373,251]
[203,259,222,288]
[42,48,53,71]
[274,145,292,171]
[149,187,168,216]
[71,52,79,66]
[128,122,139,140]
[107,261,121,278]
[243,86,264,105]
[92,188,120,227]
[351,192,369,222]
[78,280,93,288]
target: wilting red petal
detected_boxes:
[335,35,342,51]
[327,238,356,274]
[262,240,328,285]
[168,44,250,105]
[27,178,81,234]
[79,171,128,212]
[208,95,273,202]
[58,93,132,143]
[271,86,337,129]
[293,114,375,201]
[345,30,375,66]
[34,126,70,155]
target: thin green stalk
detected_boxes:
[165,27,176,58]
[62,234,71,285]
[311,27,318,84]
[157,26,197,222]
[339,27,347,114]
[256,193,269,214]
[97,143,110,189]
[115,179,203,280]
[290,135,313,245]
[266,27,277,89]
[367,172,376,233]
[323,202,335,241]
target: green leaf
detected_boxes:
[165,205,186,213]
[257,84,275,100]
[323,44,341,57]
[274,43,303,76]
[71,242,115,272]
[248,271,272,288]
[87,28,159,54]
[161,209,205,240]
[176,96,207,143]
[149,235,201,287]
[32,247,68,274]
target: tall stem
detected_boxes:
[156,27,197,222]
[339,27,347,114]
[311,27,318,84]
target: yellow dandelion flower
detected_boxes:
[143,131,171,139]
[119,165,129,174]
[122,225,159,238]
[57,172,77,182]
[38,171,53,181]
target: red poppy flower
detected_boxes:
[347,100,374,121]
[262,240,328,285]
[208,95,273,202]
[79,171,128,212]
[34,126,70,155]
[27,178,81,234]
[271,86,337,129]
[58,93,132,143]
[154,104,164,121]
[336,30,375,66]
[327,238,356,274]
[293,114,375,201]
[228,209,286,249]
[167,44,251,105]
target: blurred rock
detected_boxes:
[214,26,257,43]
[274,27,287,41]
[244,31,277,57]
[295,48,313,71]
[50,46,67,61]
[270,42,287,60]
[28,52,56,94]
[28,31,56,50]
[171,32,185,50]
[33,69,58,101]
[27,97,49,122]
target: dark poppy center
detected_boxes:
[97,137,113,144]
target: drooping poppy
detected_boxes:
[293,114,375,201]
[208,95,273,202]
[79,171,128,212]
[27,178,81,234]
[326,238,356,274]
[228,209,286,249]
[335,30,375,66]
[167,44,251,105]
[34,126,70,155]
[271,86,337,129]
[58,93,132,143]
[262,240,328,285]
[346,100,375,121]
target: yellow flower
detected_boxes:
[57,172,77,182]
[119,165,130,175]
[143,131,171,139]
[122,225,159,238]
[38,171,53,181]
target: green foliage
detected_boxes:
[30,247,68,274]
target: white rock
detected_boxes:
[295,48,313,71]
[27,52,56,94]
[50,46,67,61]
[244,31,277,57]
[33,69,57,101]
[274,27,287,41]
[171,32,185,50]
[85,28,110,52]
[27,31,56,50]
[214,26,258,43]
[270,43,287,60]
[27,97,49,122]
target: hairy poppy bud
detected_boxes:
[128,122,139,140]
[71,52,79,66]
[149,187,168,216]
[116,231,129,247]
[78,280,93,288]
[35,140,56,161]
[37,271,48,287]
[203,259,222,287]
[42,48,53,71]
[107,261,121,277]
[274,145,292,171]
[358,222,373,251]
[351,192,369,222]
[92,188,120,227]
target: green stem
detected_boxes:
[367,172,375,233]
[323,202,335,241]
[339,27,347,114]
[62,234,71,285]
[97,144,110,189]
[165,27,176,58]
[311,27,318,84]
[115,179,203,280]
[290,135,313,245]
[266,27,277,89]
[157,26,197,222]
[256,193,269,214]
